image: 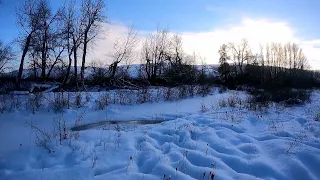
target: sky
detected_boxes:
[0,0,320,68]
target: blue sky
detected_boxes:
[0,0,319,44]
[0,0,319,68]
[108,0,320,39]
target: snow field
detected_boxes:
[0,90,320,180]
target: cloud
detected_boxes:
[86,21,129,64]
[180,18,320,69]
[88,18,320,69]
[86,21,146,66]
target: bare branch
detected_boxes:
[0,41,14,73]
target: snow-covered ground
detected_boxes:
[0,89,320,180]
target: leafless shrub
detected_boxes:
[0,95,6,113]
[67,93,70,109]
[79,146,86,160]
[228,96,237,108]
[227,94,241,108]
[26,121,54,153]
[112,92,117,104]
[218,98,227,108]
[218,86,227,94]
[129,91,138,105]
[115,89,126,105]
[245,96,270,112]
[85,92,91,102]
[91,148,98,168]
[210,100,220,112]
[184,123,198,141]
[227,111,244,123]
[154,88,162,102]
[198,85,211,97]
[114,124,122,148]
[114,89,136,105]
[73,111,85,140]
[53,114,68,145]
[74,92,83,108]
[178,85,188,100]
[187,85,195,97]
[138,88,151,104]
[7,94,22,111]
[164,87,175,101]
[245,96,256,110]
[200,101,208,113]
[95,92,109,110]
[51,92,70,113]
[27,93,43,113]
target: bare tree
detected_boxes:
[219,38,313,88]
[16,0,40,87]
[28,50,40,78]
[37,0,51,79]
[164,34,200,84]
[46,40,66,79]
[108,25,138,85]
[289,43,308,70]
[166,34,184,72]
[297,48,308,70]
[257,44,265,83]
[0,41,14,73]
[228,38,251,75]
[61,1,82,88]
[218,44,230,81]
[142,27,170,82]
[264,42,308,74]
[15,0,64,86]
[79,0,106,89]
[33,0,63,80]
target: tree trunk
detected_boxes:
[73,36,78,90]
[145,62,151,82]
[32,59,37,78]
[152,63,158,81]
[81,33,88,89]
[109,61,118,85]
[62,52,72,88]
[47,49,64,79]
[16,33,32,89]
[41,27,48,80]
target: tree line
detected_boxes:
[218,39,318,89]
[0,0,319,91]
[12,0,106,90]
